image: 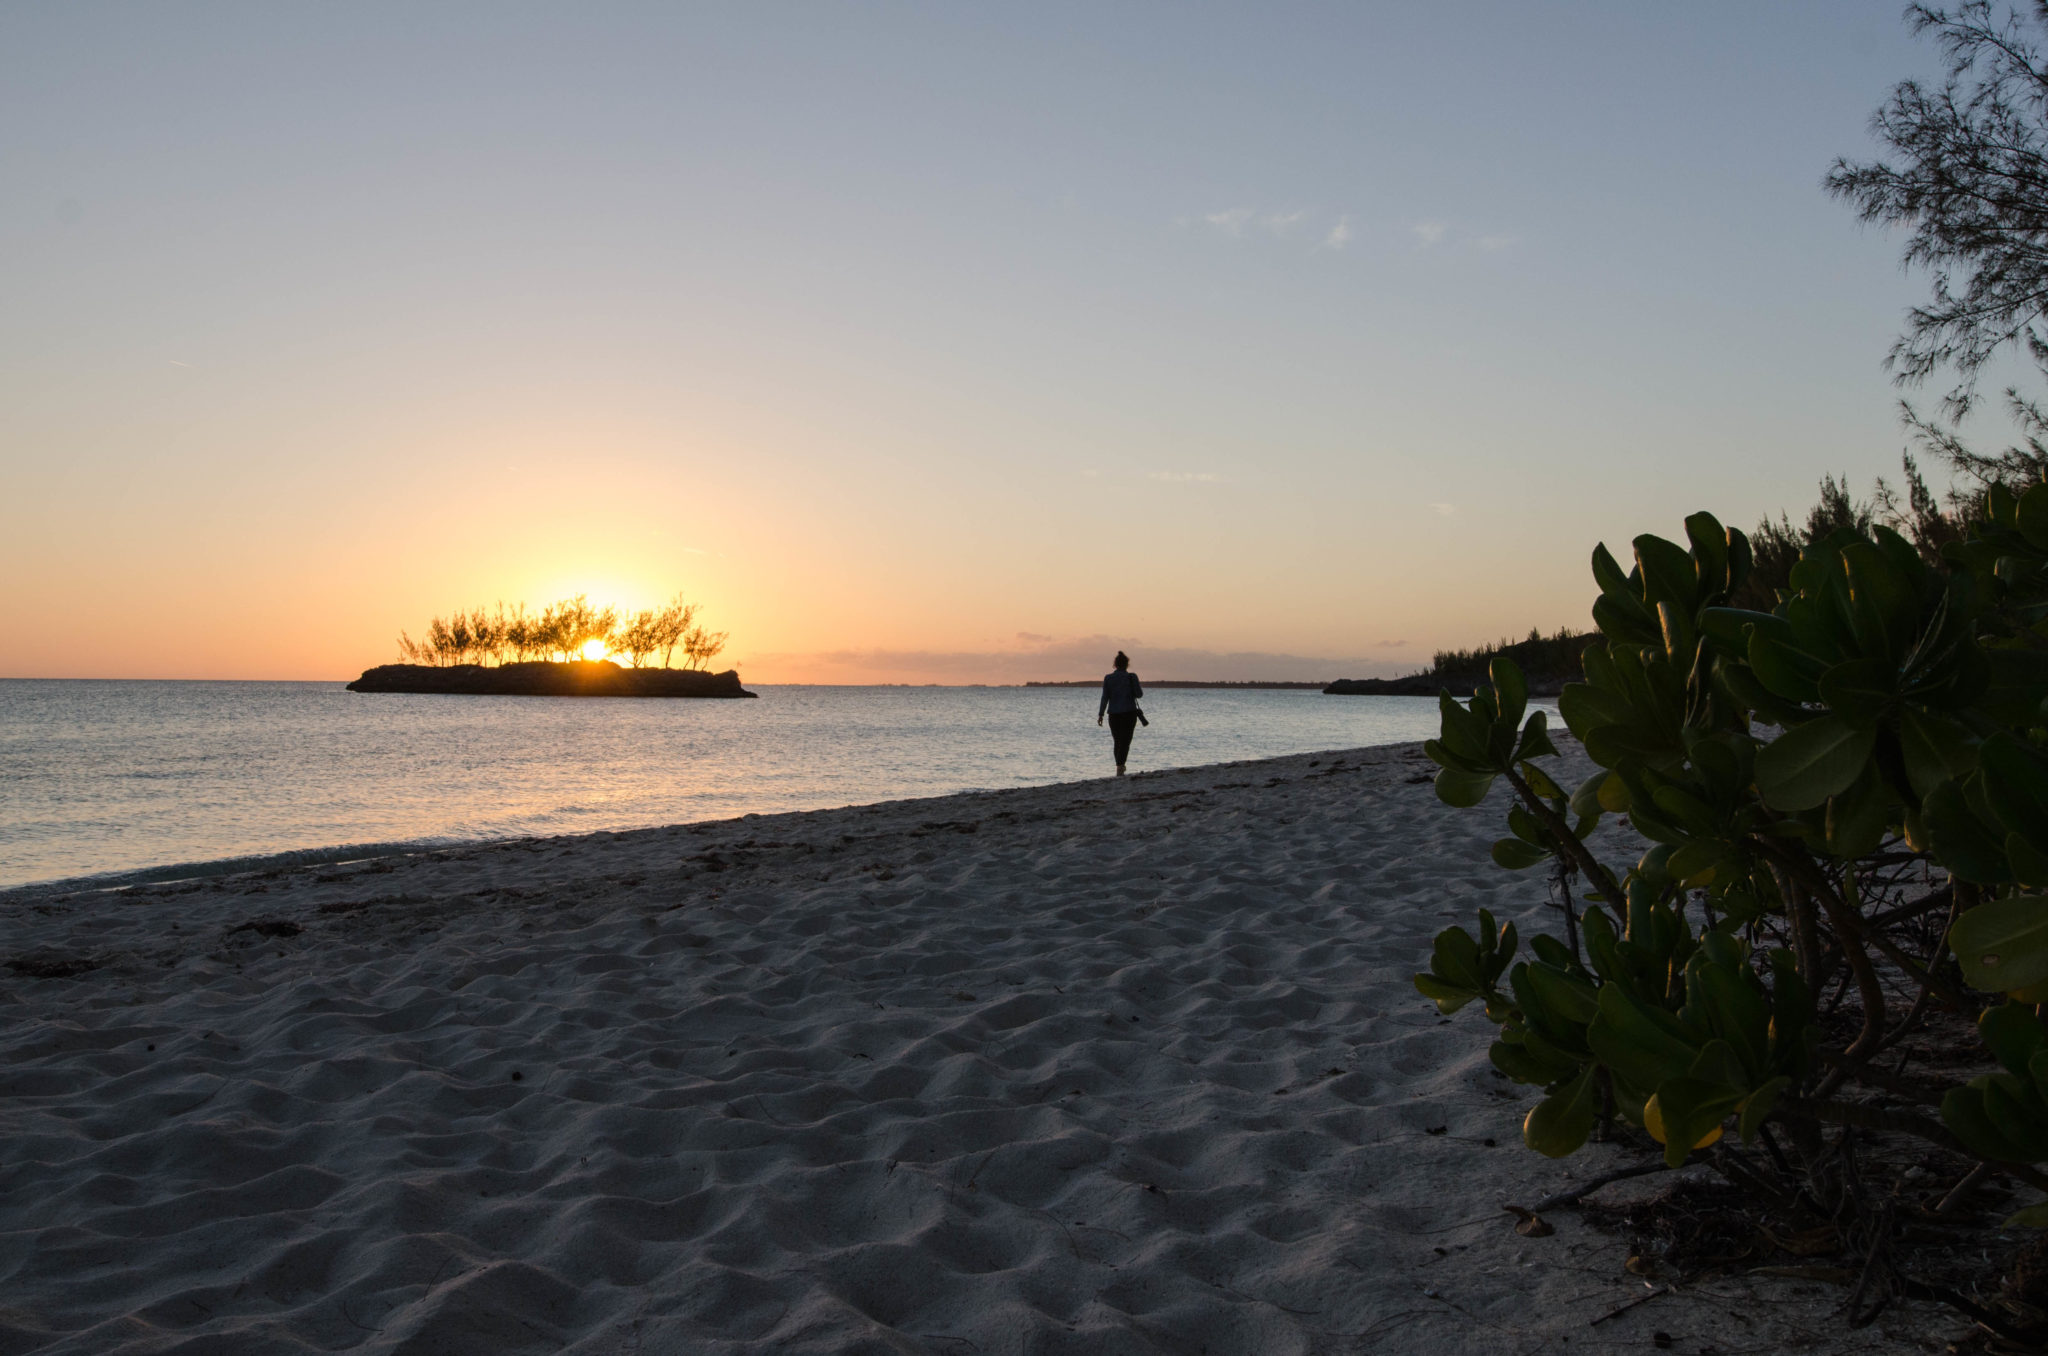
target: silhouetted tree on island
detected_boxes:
[394,592,728,669]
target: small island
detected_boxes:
[349,592,754,698]
[348,660,754,698]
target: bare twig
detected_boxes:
[1503,765,1625,906]
[1589,1283,1673,1327]
[1935,1162,1995,1215]
[1813,1050,1943,1106]
[1524,1161,1674,1214]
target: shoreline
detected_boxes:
[0,736,1453,899]
[0,741,1949,1352]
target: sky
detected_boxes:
[0,2,1993,682]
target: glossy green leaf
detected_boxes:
[1593,592,1661,645]
[1492,837,1550,870]
[1747,632,1827,705]
[1685,733,1745,797]
[1944,1082,2038,1163]
[1924,779,2016,884]
[1414,972,1479,1014]
[1839,540,1916,661]
[1437,691,1491,764]
[1635,534,1699,610]
[1992,483,2020,529]
[1527,935,1574,973]
[1491,657,1528,730]
[1684,512,1729,597]
[1816,657,1897,727]
[1658,600,1696,666]
[2011,833,2048,889]
[1591,541,1634,600]
[1824,766,1893,860]
[1980,1002,2048,1078]
[1423,738,1489,775]
[1981,734,2048,847]
[1726,525,1753,595]
[1587,983,1701,1097]
[1521,760,1566,802]
[1491,1038,1578,1086]
[1753,715,1876,812]
[1982,648,2048,725]
[1434,766,1496,808]
[1982,1079,2048,1161]
[1686,961,1770,1079]
[1647,1077,1743,1168]
[1427,925,1484,990]
[1556,682,1634,743]
[1713,659,1809,727]
[1507,803,1547,847]
[1685,1037,1749,1091]
[1513,711,1559,763]
[2019,482,2048,551]
[1664,838,1734,889]
[1737,1076,1789,1144]
[1897,707,1978,800]
[1522,961,1600,1028]
[1699,606,1782,653]
[1569,771,1610,821]
[1523,1062,1599,1159]
[1949,895,2048,995]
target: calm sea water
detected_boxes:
[0,681,1462,891]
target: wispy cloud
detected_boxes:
[1373,639,1409,648]
[1150,471,1223,484]
[1412,221,1447,247]
[1429,502,1456,517]
[167,359,190,368]
[1202,207,1254,236]
[1477,233,1518,252]
[1194,206,1345,251]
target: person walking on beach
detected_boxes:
[1097,651,1145,776]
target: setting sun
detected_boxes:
[580,638,608,662]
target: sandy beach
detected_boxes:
[0,742,1949,1354]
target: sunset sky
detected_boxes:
[0,4,1971,682]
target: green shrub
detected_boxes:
[1418,490,2048,1188]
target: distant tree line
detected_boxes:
[1421,456,1977,686]
[395,593,727,670]
[1429,628,1597,688]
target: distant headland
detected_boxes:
[1323,627,1596,697]
[1022,631,1599,698]
[348,661,755,698]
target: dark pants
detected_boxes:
[1108,711,1139,768]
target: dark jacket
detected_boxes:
[1099,670,1143,718]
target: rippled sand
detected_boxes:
[0,744,1942,1353]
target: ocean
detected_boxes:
[0,680,1466,891]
